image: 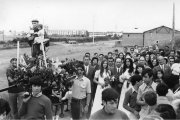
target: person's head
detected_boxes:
[139,56,146,65]
[156,69,164,80]
[83,55,90,66]
[99,54,104,61]
[94,52,98,57]
[108,57,114,66]
[123,47,128,53]
[170,50,175,57]
[119,52,124,60]
[85,52,90,58]
[30,76,43,96]
[158,56,165,65]
[91,57,98,66]
[76,64,85,76]
[144,91,157,106]
[130,74,143,87]
[169,56,175,66]
[152,59,159,67]
[108,52,113,58]
[142,68,153,85]
[155,104,176,120]
[0,98,11,120]
[10,58,17,68]
[124,58,132,67]
[130,47,134,53]
[66,81,73,91]
[101,60,108,70]
[102,88,119,114]
[115,58,122,68]
[145,54,150,62]
[114,49,119,55]
[31,19,39,28]
[135,63,145,75]
[164,74,179,91]
[156,83,168,96]
[37,24,43,30]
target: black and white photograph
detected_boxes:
[0,0,180,120]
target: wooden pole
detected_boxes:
[17,41,20,68]
[172,3,175,50]
[41,40,47,68]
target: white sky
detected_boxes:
[0,0,180,32]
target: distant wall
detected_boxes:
[144,30,180,46]
[121,33,143,46]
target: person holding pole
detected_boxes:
[6,58,24,119]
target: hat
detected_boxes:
[31,19,39,23]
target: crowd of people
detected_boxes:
[1,44,180,120]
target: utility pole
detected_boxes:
[92,15,95,44]
[172,3,175,50]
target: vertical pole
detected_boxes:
[172,3,175,50]
[3,30,4,41]
[41,41,47,68]
[17,41,20,68]
[93,15,95,44]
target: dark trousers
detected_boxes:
[31,44,42,57]
[9,92,24,119]
[71,98,86,120]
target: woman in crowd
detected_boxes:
[134,63,144,76]
[119,52,125,61]
[152,58,159,69]
[154,69,164,84]
[91,60,111,115]
[120,58,134,88]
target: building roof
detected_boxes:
[143,25,180,33]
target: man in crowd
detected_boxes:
[71,64,91,120]
[123,74,142,119]
[19,76,52,119]
[90,88,129,120]
[153,56,171,79]
[108,57,114,70]
[111,58,123,104]
[83,55,95,118]
[6,58,24,119]
[137,68,157,119]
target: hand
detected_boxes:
[100,83,105,88]
[133,111,140,119]
[23,92,31,103]
[84,105,89,113]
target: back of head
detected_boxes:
[144,91,157,106]
[155,104,176,119]
[130,74,142,86]
[0,98,11,115]
[156,83,168,96]
[102,88,119,102]
[30,76,43,86]
[142,68,153,78]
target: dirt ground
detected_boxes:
[0,40,123,119]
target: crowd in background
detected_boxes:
[1,44,180,120]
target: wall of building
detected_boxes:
[121,33,143,46]
[144,29,180,46]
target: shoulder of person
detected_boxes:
[41,94,51,103]
[90,109,103,119]
[116,109,129,119]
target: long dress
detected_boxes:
[118,69,137,120]
[91,70,111,115]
